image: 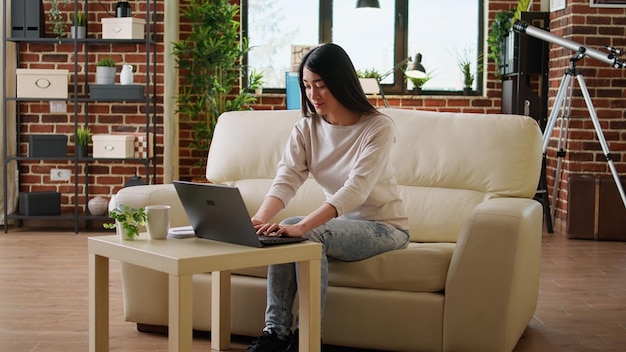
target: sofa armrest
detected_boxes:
[443,197,542,352]
[109,184,189,228]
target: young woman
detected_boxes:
[245,43,410,352]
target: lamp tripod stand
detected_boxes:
[543,50,626,217]
[376,54,425,108]
[377,57,411,108]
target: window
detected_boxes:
[244,0,483,95]
[244,0,319,92]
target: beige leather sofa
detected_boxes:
[110,108,544,351]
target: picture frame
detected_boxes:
[590,0,626,7]
[291,45,316,72]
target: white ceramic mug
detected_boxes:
[145,205,170,240]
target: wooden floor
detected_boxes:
[0,227,625,351]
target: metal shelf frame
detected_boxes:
[2,0,158,233]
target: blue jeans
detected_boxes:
[264,217,410,338]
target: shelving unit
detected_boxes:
[500,12,550,129]
[2,0,158,233]
[499,11,551,233]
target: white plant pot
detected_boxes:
[116,222,127,240]
[116,222,136,241]
[95,66,116,85]
[71,26,86,39]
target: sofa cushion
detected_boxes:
[399,186,492,242]
[385,108,542,198]
[206,110,301,183]
[233,242,455,293]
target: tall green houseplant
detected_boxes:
[173,0,262,171]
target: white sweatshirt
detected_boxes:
[266,112,409,230]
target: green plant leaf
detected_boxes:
[487,8,515,76]
[49,0,71,43]
[103,205,147,239]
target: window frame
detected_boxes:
[242,0,485,96]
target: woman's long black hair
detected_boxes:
[298,43,377,117]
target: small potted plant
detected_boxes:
[71,11,86,39]
[248,68,264,96]
[456,47,483,96]
[49,0,70,42]
[405,73,431,95]
[103,204,147,240]
[76,126,92,158]
[95,57,116,85]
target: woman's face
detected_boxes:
[302,67,341,116]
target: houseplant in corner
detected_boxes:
[75,126,92,158]
[95,57,116,84]
[173,0,260,176]
[103,205,147,240]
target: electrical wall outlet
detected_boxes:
[49,101,66,113]
[50,168,71,181]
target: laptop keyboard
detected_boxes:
[258,235,307,244]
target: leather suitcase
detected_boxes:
[567,175,626,241]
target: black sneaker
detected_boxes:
[286,329,323,352]
[285,329,299,352]
[245,330,290,352]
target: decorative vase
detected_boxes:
[88,196,108,216]
[120,64,134,85]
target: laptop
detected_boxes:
[173,181,308,247]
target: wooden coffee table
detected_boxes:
[88,234,322,351]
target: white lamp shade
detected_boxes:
[405,70,428,79]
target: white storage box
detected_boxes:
[93,134,135,158]
[101,17,145,39]
[16,69,69,99]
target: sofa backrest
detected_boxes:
[206,108,542,243]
